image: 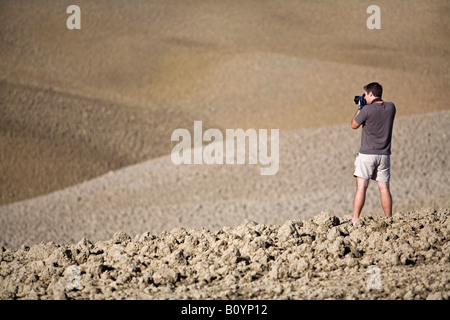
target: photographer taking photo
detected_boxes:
[351,82,396,225]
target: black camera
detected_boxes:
[354,93,366,107]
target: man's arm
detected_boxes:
[351,109,361,129]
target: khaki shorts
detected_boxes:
[354,153,390,182]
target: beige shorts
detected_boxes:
[354,153,390,182]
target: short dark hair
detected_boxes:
[364,82,383,98]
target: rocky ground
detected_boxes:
[1,208,448,300]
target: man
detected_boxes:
[351,82,396,225]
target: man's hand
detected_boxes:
[351,109,361,129]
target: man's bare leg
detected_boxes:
[377,181,392,218]
[353,177,369,224]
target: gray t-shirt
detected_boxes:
[354,101,396,155]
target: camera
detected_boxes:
[354,93,366,108]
